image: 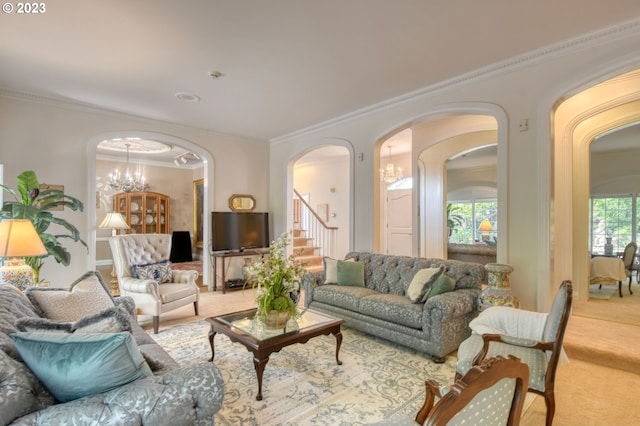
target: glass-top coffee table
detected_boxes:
[206,308,344,400]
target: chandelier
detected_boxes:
[380,145,403,184]
[108,143,149,193]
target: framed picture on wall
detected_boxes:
[193,179,204,248]
[39,184,65,211]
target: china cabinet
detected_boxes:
[114,192,170,234]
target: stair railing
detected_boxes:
[293,188,338,259]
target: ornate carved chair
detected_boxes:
[621,242,637,294]
[455,280,572,426]
[109,234,199,333]
[374,355,529,426]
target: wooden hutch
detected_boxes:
[114,192,170,234]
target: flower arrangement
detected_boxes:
[245,232,306,323]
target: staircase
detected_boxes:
[292,227,324,273]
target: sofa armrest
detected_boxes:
[301,271,325,307]
[423,289,477,325]
[15,363,224,426]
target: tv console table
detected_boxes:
[210,249,268,293]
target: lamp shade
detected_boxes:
[0,219,47,258]
[99,212,130,230]
[478,219,493,232]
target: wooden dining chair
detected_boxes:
[415,355,530,426]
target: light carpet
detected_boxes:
[151,320,458,425]
[589,284,616,300]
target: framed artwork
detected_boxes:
[39,184,64,211]
[193,179,204,248]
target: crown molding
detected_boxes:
[271,18,640,144]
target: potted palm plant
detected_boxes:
[244,232,306,328]
[447,204,464,240]
[0,170,87,283]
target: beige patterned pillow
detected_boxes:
[25,272,114,322]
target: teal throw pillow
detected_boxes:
[337,260,365,287]
[11,331,153,402]
[426,275,457,300]
[131,260,173,283]
[406,266,444,303]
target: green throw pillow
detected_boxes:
[406,266,444,303]
[337,260,365,287]
[426,275,457,300]
[11,331,153,402]
[324,257,355,284]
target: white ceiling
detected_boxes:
[2,0,640,146]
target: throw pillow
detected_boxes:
[14,305,132,334]
[25,271,114,322]
[425,274,457,300]
[337,260,365,287]
[131,260,173,283]
[406,266,444,303]
[11,331,153,403]
[324,257,354,284]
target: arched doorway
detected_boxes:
[290,142,352,260]
[552,69,640,302]
[86,131,215,290]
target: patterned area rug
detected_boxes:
[151,320,458,425]
[589,284,616,300]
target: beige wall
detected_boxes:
[0,96,269,288]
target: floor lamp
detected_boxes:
[99,212,130,296]
[0,219,48,290]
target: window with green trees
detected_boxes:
[448,199,497,244]
[590,195,638,254]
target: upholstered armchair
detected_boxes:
[109,234,199,333]
[455,280,572,426]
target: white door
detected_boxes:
[386,189,412,255]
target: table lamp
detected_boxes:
[99,212,130,296]
[478,219,493,241]
[0,219,48,290]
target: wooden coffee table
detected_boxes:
[206,308,344,400]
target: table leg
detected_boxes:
[253,355,269,401]
[208,328,217,362]
[333,329,343,365]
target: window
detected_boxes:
[590,195,637,254]
[448,199,497,244]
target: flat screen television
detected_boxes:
[210,211,270,252]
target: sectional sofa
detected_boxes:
[0,272,224,425]
[302,252,485,362]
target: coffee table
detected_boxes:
[206,308,344,400]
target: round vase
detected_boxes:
[478,263,519,311]
[0,258,35,290]
[263,310,291,329]
[604,237,614,256]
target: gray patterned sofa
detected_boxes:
[0,272,224,426]
[302,252,485,362]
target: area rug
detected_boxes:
[589,284,616,300]
[151,320,458,425]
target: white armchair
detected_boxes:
[109,234,199,333]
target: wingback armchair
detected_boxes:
[455,280,572,426]
[109,234,199,333]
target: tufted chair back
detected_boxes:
[109,234,199,334]
[112,234,172,280]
